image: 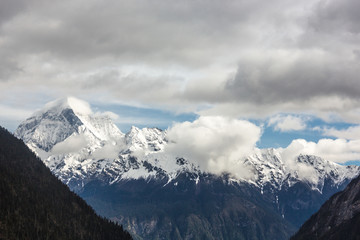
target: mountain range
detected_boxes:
[14,97,360,240]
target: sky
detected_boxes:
[1,0,360,164]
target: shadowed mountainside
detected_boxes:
[291,174,360,240]
[0,126,132,240]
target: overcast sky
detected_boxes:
[1,0,360,164]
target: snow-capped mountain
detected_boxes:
[15,97,359,192]
[15,97,360,240]
[15,97,123,152]
[15,97,201,191]
[246,149,359,194]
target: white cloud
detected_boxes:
[281,138,360,163]
[93,110,120,121]
[164,115,360,181]
[0,104,33,120]
[42,96,93,116]
[91,142,121,160]
[323,125,360,140]
[268,115,307,132]
[166,116,261,179]
[66,97,93,115]
[0,104,34,132]
[51,134,88,154]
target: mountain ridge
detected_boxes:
[14,97,360,239]
[15,97,359,192]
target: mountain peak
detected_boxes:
[15,97,123,152]
[40,96,93,116]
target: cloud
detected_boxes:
[268,115,307,132]
[281,138,360,163]
[0,104,34,131]
[1,0,360,131]
[80,68,186,104]
[41,97,93,116]
[223,50,360,109]
[164,115,360,180]
[0,104,33,121]
[51,131,123,160]
[51,134,88,154]
[307,0,360,36]
[323,125,360,140]
[198,0,360,122]
[0,0,29,25]
[66,97,93,115]
[166,116,261,179]
[97,111,120,121]
[91,143,121,160]
[0,0,274,65]
[0,1,314,107]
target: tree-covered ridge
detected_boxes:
[0,126,132,240]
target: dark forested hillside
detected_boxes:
[0,126,132,240]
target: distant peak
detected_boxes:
[129,126,140,132]
[42,97,93,116]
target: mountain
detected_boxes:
[15,97,360,240]
[291,173,360,240]
[0,126,132,240]
[15,97,192,192]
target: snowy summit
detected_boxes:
[15,97,360,193]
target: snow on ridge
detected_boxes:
[15,97,183,189]
[125,126,167,152]
[244,149,360,192]
[15,97,360,192]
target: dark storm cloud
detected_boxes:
[0,0,308,68]
[220,0,360,117]
[0,0,266,65]
[310,0,360,34]
[225,54,360,105]
[0,0,28,25]
[299,0,360,51]
[0,0,30,81]
[0,59,22,81]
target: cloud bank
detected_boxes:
[1,0,360,124]
[165,116,360,178]
[166,116,261,179]
[281,138,360,164]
